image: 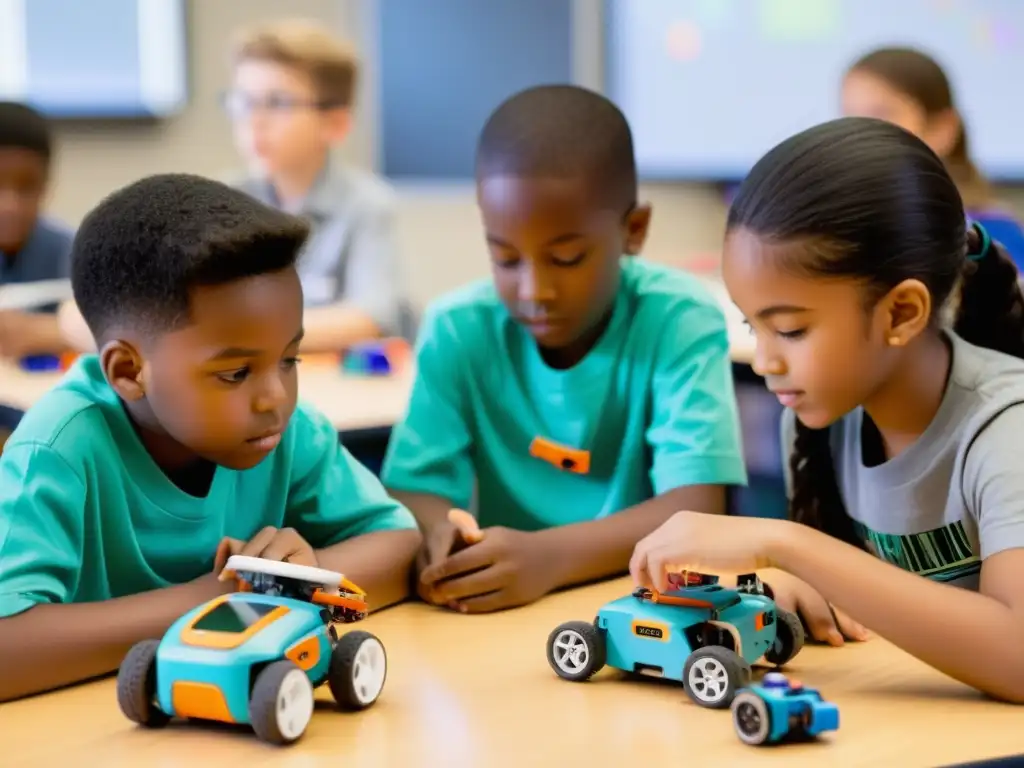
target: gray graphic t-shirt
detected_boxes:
[781,331,1024,589]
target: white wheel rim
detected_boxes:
[351,638,387,705]
[733,692,770,744]
[552,630,589,675]
[688,657,730,703]
[274,669,314,741]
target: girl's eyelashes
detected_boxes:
[777,329,807,340]
[741,319,807,340]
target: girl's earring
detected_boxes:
[888,336,903,347]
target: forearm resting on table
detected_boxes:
[300,304,381,353]
[0,575,225,702]
[541,485,727,590]
[9,313,70,356]
[387,491,455,536]
[773,523,1024,703]
[316,528,421,611]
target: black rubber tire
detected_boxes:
[328,630,388,710]
[683,645,750,709]
[732,690,773,745]
[249,660,314,745]
[116,639,170,728]
[764,608,805,666]
[546,620,607,682]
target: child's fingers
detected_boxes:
[833,606,871,641]
[434,563,508,603]
[240,526,279,557]
[448,508,484,544]
[423,525,459,579]
[796,594,844,646]
[214,537,245,576]
[453,589,511,614]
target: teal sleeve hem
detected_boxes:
[0,593,43,619]
[651,454,749,494]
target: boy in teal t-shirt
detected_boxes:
[0,173,419,702]
[382,85,746,614]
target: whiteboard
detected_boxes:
[604,0,1024,180]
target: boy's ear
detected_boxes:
[321,106,353,144]
[878,278,931,347]
[100,339,148,401]
[623,203,652,255]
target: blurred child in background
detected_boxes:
[56,19,409,355]
[841,46,1024,269]
[0,102,73,359]
[226,19,408,351]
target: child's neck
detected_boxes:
[863,332,952,460]
[270,154,328,213]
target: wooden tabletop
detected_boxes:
[4,576,1022,768]
[0,356,414,433]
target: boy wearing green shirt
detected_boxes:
[0,173,419,702]
[382,85,746,613]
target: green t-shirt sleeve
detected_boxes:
[381,306,475,510]
[285,404,416,548]
[646,300,748,493]
[0,442,85,618]
[963,403,1024,560]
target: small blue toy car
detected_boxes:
[116,556,388,745]
[546,572,804,709]
[731,672,839,745]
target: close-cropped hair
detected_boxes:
[71,173,309,340]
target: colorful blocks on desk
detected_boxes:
[19,353,78,372]
[340,339,410,376]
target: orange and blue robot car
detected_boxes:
[732,672,839,745]
[546,572,805,709]
[116,556,388,745]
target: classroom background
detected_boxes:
[5,2,1024,763]
[8,0,1024,516]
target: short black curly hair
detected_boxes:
[0,101,52,161]
[71,173,309,340]
[475,84,637,211]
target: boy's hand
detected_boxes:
[763,570,870,646]
[420,526,559,613]
[416,510,482,605]
[214,526,318,574]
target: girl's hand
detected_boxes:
[761,569,870,646]
[629,511,783,591]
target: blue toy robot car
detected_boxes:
[731,672,839,745]
[546,572,804,709]
[116,556,387,746]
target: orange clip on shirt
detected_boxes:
[529,436,590,475]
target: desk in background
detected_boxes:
[0,278,73,311]
[4,576,1023,767]
[0,356,415,469]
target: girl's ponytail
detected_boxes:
[955,224,1024,360]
